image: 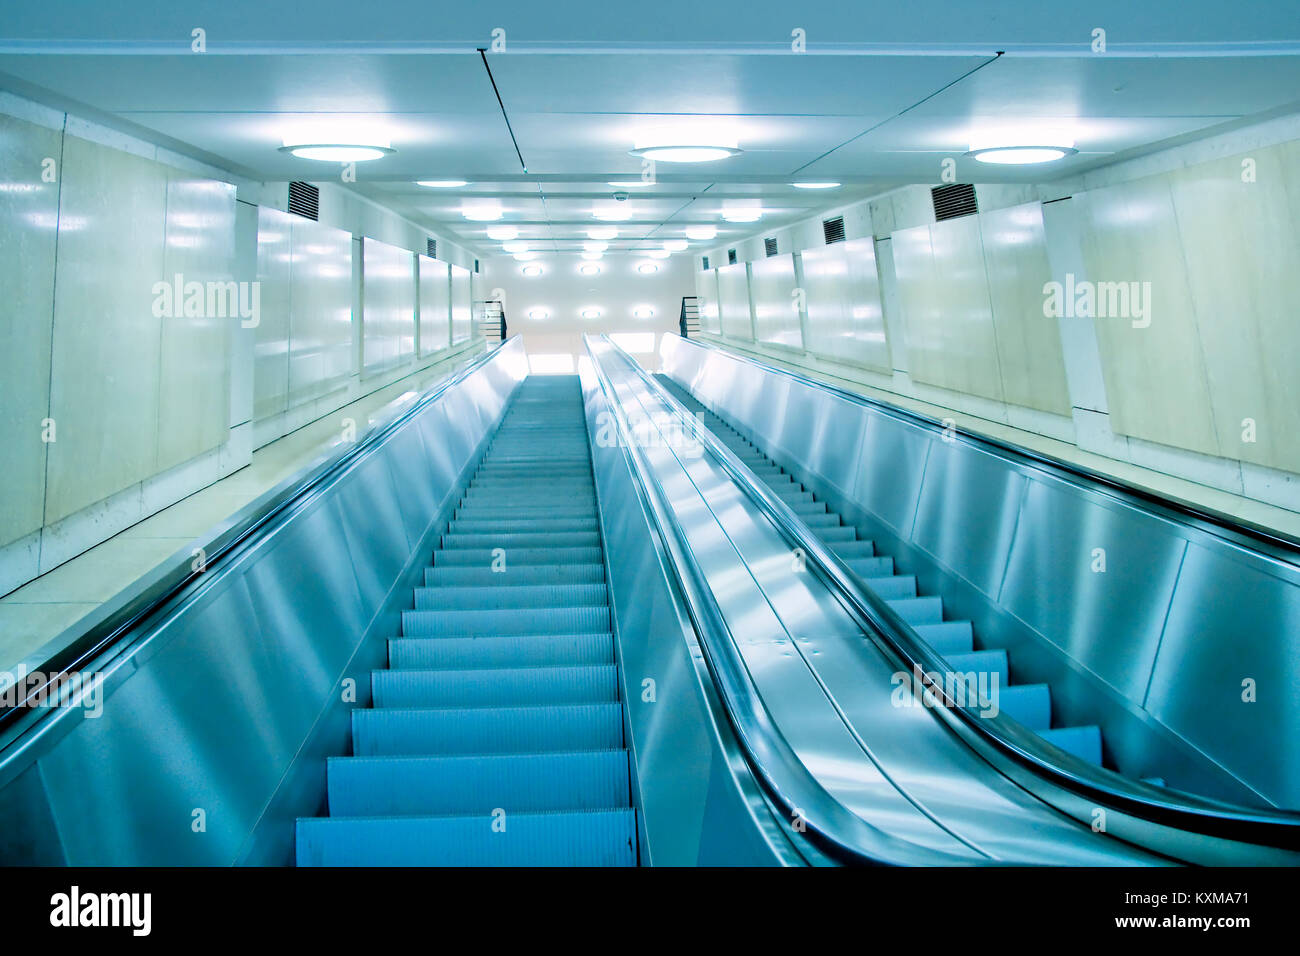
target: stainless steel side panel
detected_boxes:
[660,333,1300,808]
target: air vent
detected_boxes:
[288,181,320,221]
[764,237,778,257]
[932,183,978,221]
[427,238,437,258]
[702,255,710,271]
[727,248,738,265]
[474,259,480,273]
[822,216,845,245]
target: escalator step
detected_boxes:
[326,750,630,815]
[352,703,623,755]
[912,621,974,655]
[815,526,858,543]
[997,683,1052,730]
[441,532,601,550]
[372,664,619,708]
[424,564,605,587]
[295,808,636,867]
[943,649,1009,685]
[402,605,610,637]
[844,555,894,577]
[834,540,876,559]
[389,633,614,670]
[863,575,917,600]
[887,596,943,624]
[1040,726,1103,765]
[413,583,608,611]
[432,546,603,566]
[449,517,598,534]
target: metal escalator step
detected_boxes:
[413,583,608,611]
[372,664,619,708]
[887,595,943,624]
[457,504,596,519]
[424,564,605,587]
[326,750,630,815]
[912,621,973,655]
[432,546,603,567]
[352,703,623,755]
[402,605,610,637]
[295,808,636,867]
[833,539,876,558]
[441,531,600,550]
[389,633,614,670]
[997,683,1052,729]
[799,512,841,528]
[790,500,828,515]
[844,555,894,577]
[1040,726,1103,765]
[863,575,917,600]
[449,517,598,534]
[814,525,857,543]
[942,649,1008,685]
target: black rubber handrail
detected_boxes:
[585,334,980,866]
[677,337,1300,560]
[0,339,507,733]
[632,339,1300,857]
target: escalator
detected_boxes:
[296,375,636,866]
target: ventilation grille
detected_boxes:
[932,183,978,221]
[727,248,738,265]
[702,255,710,271]
[288,181,320,221]
[474,259,480,273]
[764,237,778,257]
[822,216,845,244]
[427,238,437,258]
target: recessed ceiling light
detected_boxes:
[583,240,608,253]
[579,263,602,276]
[521,265,544,277]
[633,306,655,318]
[965,146,1079,165]
[629,145,741,163]
[462,201,503,221]
[502,240,529,253]
[646,249,671,259]
[607,181,653,188]
[513,251,540,261]
[790,182,841,189]
[636,262,659,275]
[581,250,604,261]
[279,143,395,162]
[581,308,603,319]
[527,307,549,319]
[487,225,519,241]
[721,202,762,223]
[593,203,633,222]
[588,226,618,240]
[663,239,688,252]
[418,180,469,188]
[685,225,717,241]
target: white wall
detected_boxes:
[479,252,695,373]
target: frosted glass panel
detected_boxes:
[716,262,752,340]
[450,264,472,343]
[801,238,890,372]
[362,237,416,374]
[287,216,353,407]
[979,203,1070,415]
[749,254,802,348]
[418,255,450,356]
[253,206,292,421]
[695,269,720,333]
[0,113,59,546]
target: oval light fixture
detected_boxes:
[790,182,841,189]
[588,226,618,240]
[513,251,540,261]
[418,180,469,188]
[685,225,717,241]
[633,306,655,319]
[579,262,602,276]
[502,239,529,253]
[521,265,544,277]
[965,146,1078,165]
[581,307,603,319]
[721,202,762,223]
[583,240,608,253]
[646,249,671,259]
[487,225,519,241]
[607,180,653,188]
[280,143,394,162]
[629,144,741,163]
[581,251,604,261]
[462,201,503,221]
[663,239,688,252]
[527,307,550,319]
[636,261,659,275]
[593,203,633,222]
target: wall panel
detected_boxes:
[287,216,353,407]
[749,253,801,348]
[418,255,450,356]
[716,262,753,340]
[252,207,292,422]
[450,264,472,343]
[695,268,720,334]
[800,238,890,372]
[361,237,416,375]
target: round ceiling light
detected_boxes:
[513,251,540,261]
[646,249,671,259]
[487,225,519,241]
[593,204,633,222]
[663,239,688,252]
[581,250,604,261]
[581,308,603,319]
[583,240,608,253]
[629,145,741,163]
[462,202,503,221]
[280,143,394,162]
[579,262,602,276]
[636,262,659,275]
[417,180,469,188]
[607,180,653,188]
[685,225,717,241]
[965,146,1079,165]
[791,182,841,189]
[528,308,550,319]
[721,203,762,223]
[633,306,655,319]
[502,240,529,253]
[588,226,618,240]
[521,265,544,277]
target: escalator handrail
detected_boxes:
[629,339,1300,854]
[672,336,1300,561]
[584,334,980,866]
[0,338,513,735]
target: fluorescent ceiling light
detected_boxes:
[280,143,394,162]
[579,263,602,276]
[588,226,618,240]
[629,144,741,163]
[636,262,659,275]
[791,182,841,189]
[527,307,549,318]
[721,201,762,223]
[581,308,603,319]
[685,225,717,241]
[593,203,633,222]
[487,225,519,241]
[608,181,653,188]
[418,180,469,188]
[521,265,544,277]
[583,240,608,252]
[966,146,1078,164]
[581,251,604,261]
[462,201,503,221]
[646,249,671,259]
[502,240,529,252]
[663,239,688,252]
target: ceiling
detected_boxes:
[2,1,1298,257]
